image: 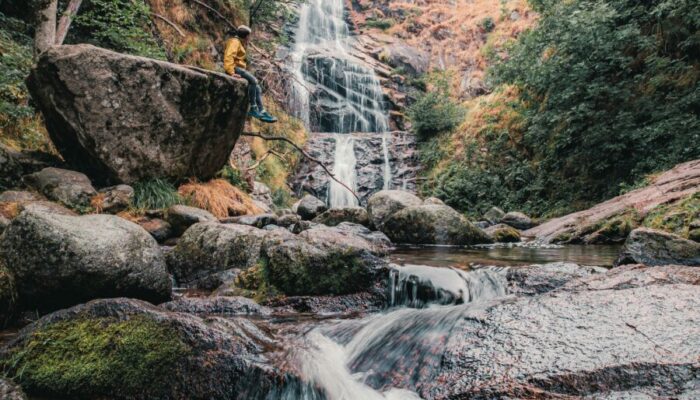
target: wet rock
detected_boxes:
[27,45,248,184]
[261,233,385,296]
[296,194,327,220]
[334,222,393,250]
[167,222,269,289]
[161,296,272,316]
[0,298,292,400]
[263,285,388,314]
[313,207,370,227]
[0,379,27,400]
[226,213,279,229]
[300,223,390,256]
[382,204,492,245]
[500,211,535,230]
[23,167,96,209]
[0,191,43,203]
[616,227,700,267]
[166,205,217,236]
[0,209,171,313]
[484,223,521,243]
[506,263,606,296]
[95,184,133,213]
[367,189,422,230]
[423,197,445,206]
[483,206,506,225]
[424,265,700,399]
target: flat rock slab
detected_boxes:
[27,44,249,184]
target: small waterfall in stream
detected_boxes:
[289,0,391,206]
[277,267,509,399]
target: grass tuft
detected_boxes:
[178,179,263,218]
[131,179,183,211]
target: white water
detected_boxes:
[289,0,391,206]
[329,135,359,208]
[281,267,509,399]
[382,133,392,190]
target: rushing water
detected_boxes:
[289,0,390,206]
[277,266,510,399]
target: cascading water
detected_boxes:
[289,0,391,206]
[276,266,509,399]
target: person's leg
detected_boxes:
[254,84,264,113]
[234,67,259,110]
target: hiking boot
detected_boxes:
[259,110,278,123]
[248,107,263,119]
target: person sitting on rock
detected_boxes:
[224,25,277,123]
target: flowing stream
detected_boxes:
[289,0,390,206]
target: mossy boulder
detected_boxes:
[500,211,535,230]
[0,209,171,313]
[166,222,269,290]
[0,298,288,399]
[616,228,700,267]
[382,204,492,245]
[295,194,327,220]
[313,207,370,227]
[367,190,422,230]
[642,192,700,239]
[485,224,521,243]
[23,167,97,210]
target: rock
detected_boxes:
[0,262,17,327]
[226,213,279,229]
[251,181,274,210]
[0,298,297,399]
[95,184,133,213]
[276,213,301,228]
[0,145,23,191]
[484,223,521,243]
[382,204,492,245]
[0,209,171,312]
[23,167,96,209]
[423,197,445,206]
[18,200,76,216]
[136,217,173,243]
[0,215,9,233]
[299,223,390,256]
[422,265,700,399]
[525,160,700,243]
[367,189,422,230]
[166,205,217,236]
[296,194,327,220]
[312,207,370,227]
[0,191,43,203]
[289,220,320,234]
[27,45,248,184]
[0,379,27,400]
[161,296,272,316]
[260,232,385,296]
[563,263,700,291]
[500,211,535,230]
[690,228,700,243]
[506,263,606,296]
[378,39,430,76]
[167,222,269,289]
[483,206,506,224]
[616,227,700,267]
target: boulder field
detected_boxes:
[27,45,249,184]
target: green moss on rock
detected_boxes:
[4,316,189,398]
[643,192,700,239]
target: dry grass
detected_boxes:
[0,202,20,219]
[178,179,263,218]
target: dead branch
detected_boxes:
[245,149,287,171]
[242,131,361,203]
[152,13,186,38]
[55,0,82,45]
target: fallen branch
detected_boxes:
[152,13,186,38]
[242,131,361,203]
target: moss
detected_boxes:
[491,226,520,243]
[642,193,700,239]
[4,316,190,398]
[131,179,183,211]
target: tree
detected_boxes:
[33,0,83,56]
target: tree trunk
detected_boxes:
[55,0,83,45]
[34,0,58,57]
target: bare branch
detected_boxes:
[241,131,361,203]
[152,13,186,38]
[55,0,82,45]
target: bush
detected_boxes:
[407,73,465,140]
[479,17,496,33]
[131,179,183,210]
[365,18,395,30]
[217,165,251,192]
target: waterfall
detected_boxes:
[289,0,391,206]
[329,135,359,207]
[381,133,392,190]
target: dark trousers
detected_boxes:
[235,67,264,111]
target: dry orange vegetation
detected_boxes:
[179,179,263,218]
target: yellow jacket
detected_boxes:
[224,37,246,74]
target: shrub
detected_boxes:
[365,18,395,30]
[407,73,465,140]
[131,179,183,210]
[479,17,496,33]
[217,165,251,192]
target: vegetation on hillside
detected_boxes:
[419,0,700,217]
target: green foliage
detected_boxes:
[70,0,166,59]
[217,165,251,192]
[407,73,466,140]
[487,0,700,211]
[479,17,496,33]
[643,192,700,238]
[271,187,292,209]
[365,18,395,30]
[3,316,189,398]
[131,179,183,210]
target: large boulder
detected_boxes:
[312,207,370,227]
[0,298,298,400]
[161,296,272,317]
[484,223,521,243]
[382,204,492,245]
[0,209,171,312]
[367,190,422,230]
[482,206,506,225]
[299,223,391,256]
[166,222,268,289]
[295,194,327,220]
[500,211,535,230]
[166,205,217,237]
[616,227,700,266]
[379,41,430,76]
[26,45,249,184]
[23,167,96,209]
